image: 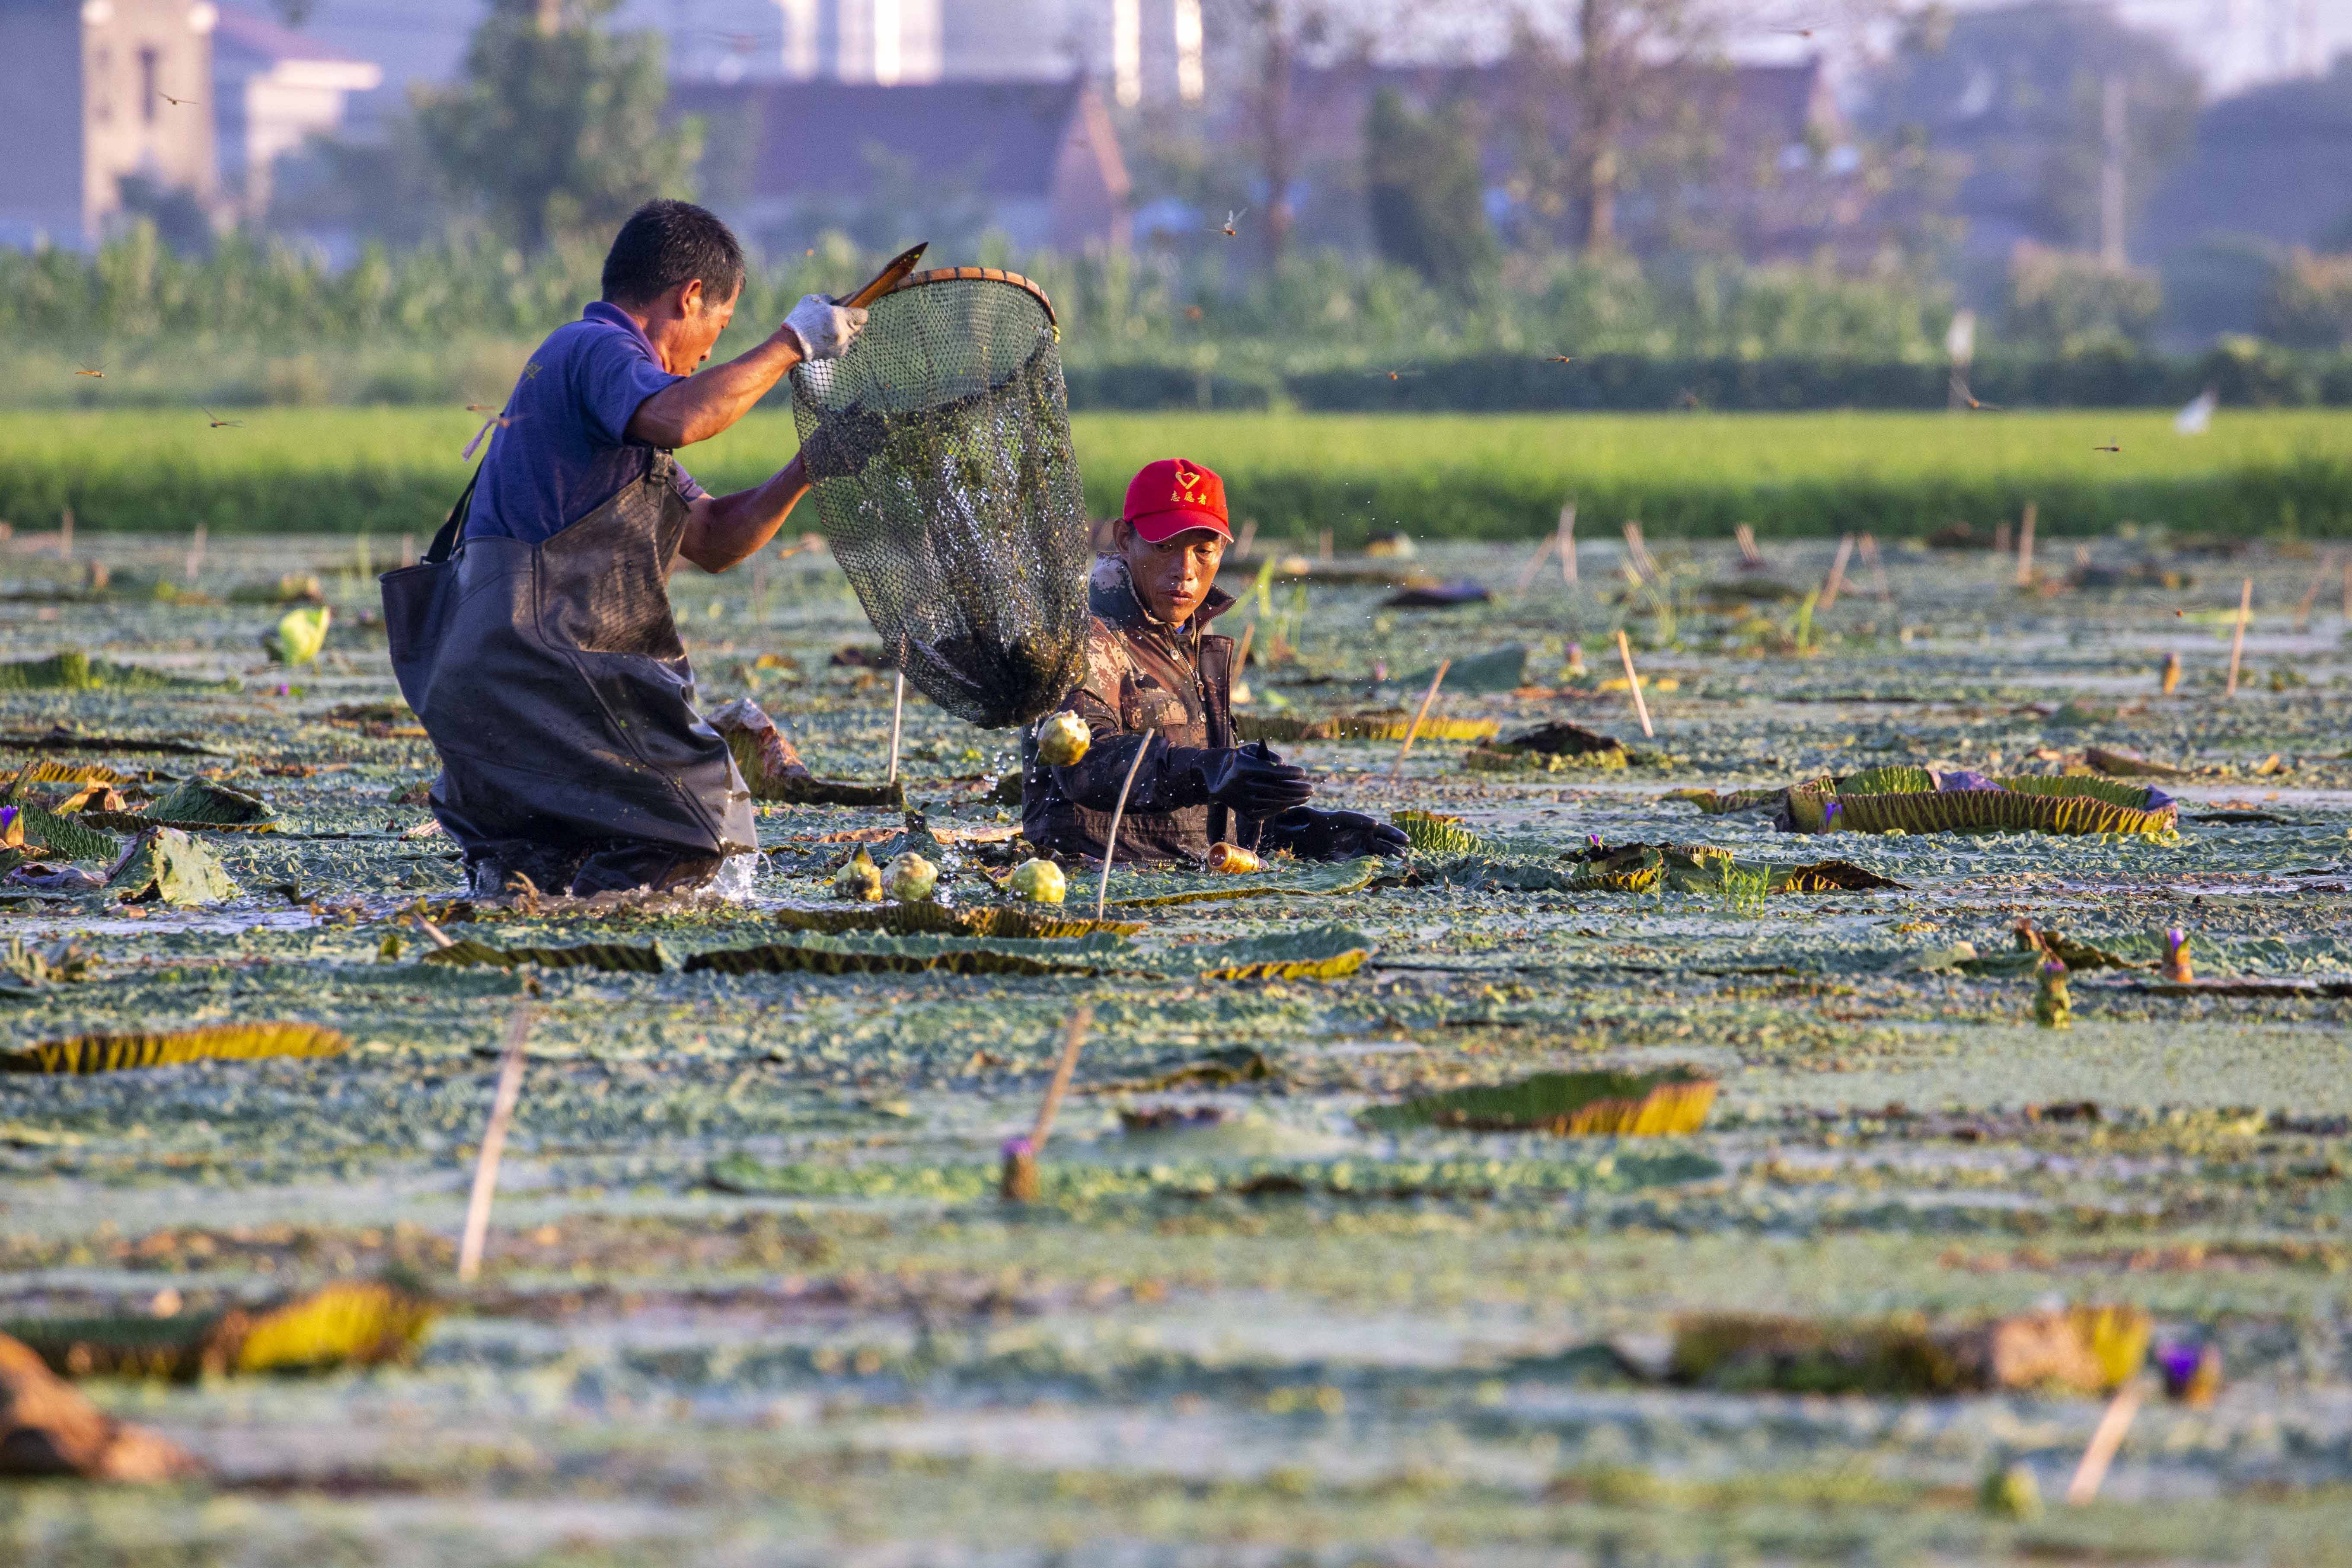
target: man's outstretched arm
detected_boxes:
[678,456,812,574]
[627,296,866,450]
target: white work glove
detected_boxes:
[785,294,867,361]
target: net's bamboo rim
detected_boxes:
[888,266,1058,329]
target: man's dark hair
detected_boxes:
[601,200,746,307]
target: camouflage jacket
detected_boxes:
[1021,555,1245,863]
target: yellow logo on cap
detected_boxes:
[1170,459,1208,505]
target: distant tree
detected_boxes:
[2262,248,2352,349]
[1859,4,2199,257]
[415,0,701,255]
[1365,88,1497,291]
[2001,240,2161,352]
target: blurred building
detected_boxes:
[0,0,220,248]
[675,75,1131,252]
[211,5,380,221]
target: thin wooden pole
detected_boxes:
[886,671,905,783]
[1390,658,1450,780]
[2225,576,2252,698]
[1734,522,1762,569]
[1028,1005,1094,1154]
[1615,629,1654,738]
[2294,554,2330,632]
[1819,534,1854,611]
[2065,1378,2147,1505]
[1094,739,1155,921]
[2342,557,2351,622]
[1233,620,1255,674]
[1513,531,1555,592]
[184,523,206,584]
[1859,532,1891,600]
[457,1001,535,1285]
[1557,501,1577,585]
[2014,501,2037,587]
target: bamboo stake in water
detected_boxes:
[1615,629,1654,738]
[1621,521,1657,581]
[1232,619,1254,675]
[1819,534,1854,611]
[1513,531,1555,592]
[457,1002,535,1285]
[2296,554,2332,632]
[1859,532,1892,600]
[184,523,206,584]
[1558,501,1577,585]
[2343,557,2351,622]
[2014,501,2037,587]
[399,533,415,569]
[1028,1004,1093,1154]
[1734,522,1762,569]
[1094,738,1155,921]
[1390,658,1450,780]
[2225,577,2252,697]
[885,671,906,784]
[1000,1005,1094,1203]
[2065,1377,2147,1505]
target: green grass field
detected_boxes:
[1,406,2346,539]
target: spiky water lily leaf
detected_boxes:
[1771,859,1907,893]
[0,1022,348,1075]
[1182,924,1373,981]
[104,827,235,904]
[3,761,125,791]
[768,902,1146,939]
[1363,1067,1717,1136]
[1237,712,1500,744]
[1426,844,1906,896]
[1394,810,1487,856]
[12,803,121,862]
[0,651,228,692]
[1669,1304,2150,1396]
[1833,764,1937,795]
[1997,774,2174,817]
[232,1281,438,1374]
[7,1283,434,1382]
[421,938,674,973]
[141,777,276,826]
[1103,856,1382,907]
[1790,786,2175,837]
[1669,786,1787,815]
[1466,744,1628,774]
[686,931,1137,978]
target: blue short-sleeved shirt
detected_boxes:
[463,301,707,544]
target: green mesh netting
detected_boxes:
[789,272,1090,729]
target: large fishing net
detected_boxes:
[789,268,1091,730]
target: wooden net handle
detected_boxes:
[887,266,1059,327]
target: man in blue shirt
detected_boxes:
[385,200,876,899]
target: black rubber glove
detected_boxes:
[799,404,890,481]
[1191,741,1313,818]
[1262,806,1409,861]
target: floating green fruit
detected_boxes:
[884,851,938,902]
[833,846,883,902]
[1005,858,1066,904]
[265,604,331,666]
[1036,711,1091,767]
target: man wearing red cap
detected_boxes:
[1021,458,1408,863]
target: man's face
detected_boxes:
[1120,523,1225,626]
[669,278,740,372]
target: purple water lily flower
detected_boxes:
[1000,1136,1034,1159]
[2156,1342,2203,1389]
[1823,801,1843,828]
[1934,769,2001,792]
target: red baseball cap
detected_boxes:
[1122,458,1230,544]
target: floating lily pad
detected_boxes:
[1185,924,1372,981]
[1102,855,1383,907]
[685,931,1137,978]
[6,1282,435,1383]
[1362,1067,1718,1136]
[0,651,227,692]
[1238,712,1500,744]
[104,827,235,904]
[768,901,1146,939]
[0,1022,348,1075]
[421,938,675,973]
[88,776,277,833]
[1669,1304,2148,1396]
[1393,811,1487,856]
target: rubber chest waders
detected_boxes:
[380,450,755,875]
